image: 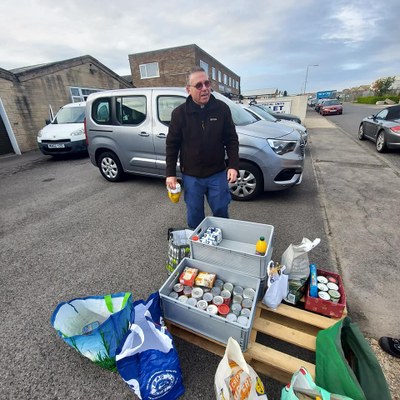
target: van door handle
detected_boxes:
[157,133,167,138]
[139,131,149,137]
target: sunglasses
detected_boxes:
[191,80,211,90]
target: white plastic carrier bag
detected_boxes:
[262,261,288,309]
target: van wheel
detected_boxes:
[229,162,263,201]
[98,151,124,182]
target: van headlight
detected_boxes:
[70,127,84,137]
[267,139,297,155]
[37,130,43,138]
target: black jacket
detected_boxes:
[166,94,239,178]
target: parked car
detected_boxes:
[319,99,343,116]
[37,102,87,156]
[307,97,317,107]
[314,99,326,113]
[358,105,400,153]
[258,105,302,124]
[85,88,305,201]
[240,104,308,145]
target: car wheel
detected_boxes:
[229,162,263,201]
[358,124,365,140]
[376,131,387,153]
[98,151,124,181]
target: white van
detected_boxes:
[37,102,87,156]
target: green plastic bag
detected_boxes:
[316,317,391,400]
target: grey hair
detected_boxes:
[187,66,206,85]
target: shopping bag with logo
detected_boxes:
[281,238,320,304]
[116,292,185,400]
[166,228,192,274]
[316,317,391,400]
[51,292,132,371]
[281,367,353,400]
[215,337,268,400]
[262,261,288,309]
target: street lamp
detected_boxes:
[303,64,318,94]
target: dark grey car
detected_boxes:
[358,105,400,153]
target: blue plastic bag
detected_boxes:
[51,292,132,371]
[116,292,185,400]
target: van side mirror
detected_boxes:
[45,119,51,125]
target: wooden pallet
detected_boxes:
[165,301,347,384]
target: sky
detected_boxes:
[0,0,399,95]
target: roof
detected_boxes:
[241,88,277,97]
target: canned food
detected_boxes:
[226,313,237,323]
[327,276,338,285]
[211,286,221,296]
[231,303,242,316]
[173,283,184,294]
[187,297,198,307]
[318,291,331,301]
[232,294,243,304]
[214,279,224,289]
[196,300,208,310]
[237,316,248,326]
[223,282,234,292]
[221,289,232,305]
[168,291,179,299]
[178,295,188,303]
[207,304,218,315]
[242,298,253,309]
[183,286,193,296]
[212,295,224,306]
[328,289,341,302]
[202,287,211,293]
[233,286,244,296]
[327,282,339,291]
[243,288,256,300]
[203,292,213,303]
[191,287,204,299]
[218,304,230,317]
[317,283,329,292]
[317,275,328,284]
[240,308,251,318]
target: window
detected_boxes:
[229,77,232,87]
[139,62,159,79]
[116,96,146,125]
[70,87,102,102]
[92,99,111,124]
[53,106,85,124]
[224,74,228,85]
[376,109,388,120]
[212,67,216,80]
[157,96,186,125]
[200,60,209,75]
[218,70,222,82]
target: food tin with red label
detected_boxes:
[221,289,232,305]
[218,304,230,317]
[212,295,224,306]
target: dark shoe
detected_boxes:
[378,337,400,358]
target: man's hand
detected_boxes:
[227,168,238,183]
[166,176,178,189]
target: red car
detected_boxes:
[319,99,343,116]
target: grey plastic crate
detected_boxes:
[159,258,260,351]
[189,217,274,279]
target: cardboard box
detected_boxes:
[304,269,346,318]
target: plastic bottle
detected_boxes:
[255,236,267,256]
[167,182,181,203]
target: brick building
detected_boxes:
[129,44,240,96]
[0,55,131,155]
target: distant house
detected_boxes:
[128,44,240,96]
[0,55,132,155]
[241,88,278,100]
[390,76,400,94]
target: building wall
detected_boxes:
[129,44,240,95]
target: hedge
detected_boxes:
[356,95,400,104]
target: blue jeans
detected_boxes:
[182,171,231,229]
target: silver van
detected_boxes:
[85,88,304,201]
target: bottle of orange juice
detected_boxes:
[167,182,182,203]
[255,236,267,256]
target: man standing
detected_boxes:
[166,66,239,229]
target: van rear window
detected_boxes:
[92,99,111,124]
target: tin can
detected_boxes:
[221,289,232,305]
[202,287,211,293]
[178,295,188,304]
[240,308,251,318]
[233,286,244,296]
[232,294,243,304]
[214,279,224,289]
[203,292,213,303]
[328,289,341,302]
[226,313,237,323]
[237,316,248,326]
[242,298,253,309]
[168,291,179,299]
[317,283,329,292]
[187,297,198,307]
[183,286,193,296]
[173,283,184,294]
[317,275,328,284]
[212,295,224,306]
[318,291,330,301]
[207,304,218,315]
[223,282,234,292]
[327,276,338,285]
[196,299,208,310]
[231,303,242,316]
[243,287,256,300]
[218,304,230,317]
[191,287,204,299]
[327,282,339,291]
[211,286,221,297]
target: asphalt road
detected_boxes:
[0,145,332,399]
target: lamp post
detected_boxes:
[303,64,318,94]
